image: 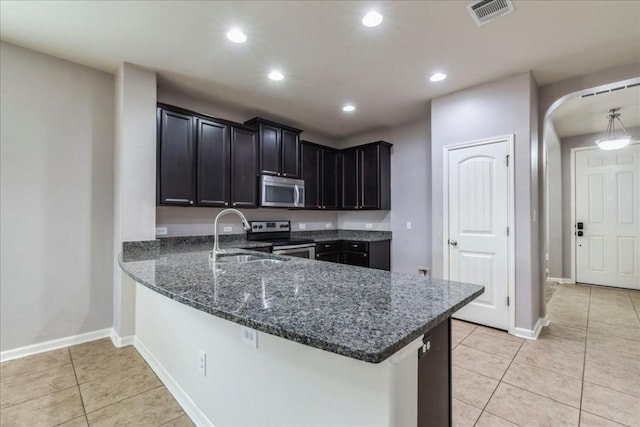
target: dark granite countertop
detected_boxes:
[292,230,392,242]
[119,242,482,363]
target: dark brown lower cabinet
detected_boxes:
[418,318,451,427]
[315,240,390,270]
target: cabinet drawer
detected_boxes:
[316,241,340,253]
[342,241,368,252]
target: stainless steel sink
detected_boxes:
[215,253,286,264]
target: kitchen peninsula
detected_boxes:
[120,241,482,426]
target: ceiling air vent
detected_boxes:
[467,0,515,26]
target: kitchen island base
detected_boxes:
[134,283,451,426]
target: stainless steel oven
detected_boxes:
[260,175,304,208]
[272,243,316,259]
[247,220,315,259]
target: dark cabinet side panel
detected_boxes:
[158,109,196,205]
[360,145,381,209]
[259,124,281,176]
[322,149,340,209]
[230,127,258,208]
[418,318,451,427]
[301,143,321,209]
[281,129,300,178]
[197,119,230,207]
[341,148,359,209]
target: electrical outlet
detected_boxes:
[406,221,412,230]
[325,223,332,229]
[223,226,233,233]
[156,227,168,236]
[299,224,306,230]
[365,223,373,229]
[198,350,206,376]
[241,327,258,348]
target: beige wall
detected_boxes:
[0,42,115,351]
[338,116,431,275]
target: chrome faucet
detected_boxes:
[211,208,251,262]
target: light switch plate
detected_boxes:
[406,221,412,230]
[223,226,233,233]
[365,224,373,229]
[156,227,168,236]
[325,223,332,229]
[299,224,306,230]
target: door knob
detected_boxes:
[449,240,458,246]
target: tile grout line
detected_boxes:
[472,334,527,427]
[577,285,592,427]
[68,347,91,426]
[84,384,167,418]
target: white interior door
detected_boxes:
[575,144,640,289]
[447,139,511,330]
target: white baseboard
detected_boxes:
[134,337,213,427]
[0,328,112,362]
[547,277,575,284]
[110,330,134,348]
[514,317,550,340]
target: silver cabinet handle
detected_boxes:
[449,240,458,246]
[294,185,300,207]
[189,201,194,205]
[352,244,358,248]
[225,202,229,206]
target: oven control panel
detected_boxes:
[249,221,290,233]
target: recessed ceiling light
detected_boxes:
[362,11,383,27]
[226,28,247,43]
[430,72,447,82]
[342,104,356,112]
[268,71,284,81]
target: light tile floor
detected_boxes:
[1,283,638,426]
[0,338,193,427]
[452,283,640,427]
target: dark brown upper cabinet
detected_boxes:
[341,141,391,210]
[230,127,259,208]
[157,108,196,206]
[157,104,258,208]
[301,142,341,210]
[197,118,230,207]
[244,117,302,178]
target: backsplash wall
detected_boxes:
[156,207,391,237]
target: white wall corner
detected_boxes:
[513,317,550,340]
[110,329,135,348]
[134,337,214,427]
[0,328,112,363]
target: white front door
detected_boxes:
[575,144,640,289]
[447,138,511,330]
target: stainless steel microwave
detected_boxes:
[260,175,304,208]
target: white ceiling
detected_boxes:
[551,85,640,138]
[1,1,639,138]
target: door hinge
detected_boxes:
[506,154,510,167]
[506,226,510,236]
[507,296,510,306]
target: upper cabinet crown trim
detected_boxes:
[244,117,303,134]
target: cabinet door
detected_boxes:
[230,127,258,208]
[281,129,300,178]
[316,252,341,263]
[259,124,281,176]
[341,148,359,209]
[197,118,230,207]
[341,251,368,267]
[302,143,321,209]
[321,149,340,209]
[360,144,380,209]
[157,108,196,205]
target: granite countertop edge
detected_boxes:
[118,250,483,364]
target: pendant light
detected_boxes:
[595,108,633,150]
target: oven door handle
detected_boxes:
[294,185,300,207]
[273,243,314,251]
